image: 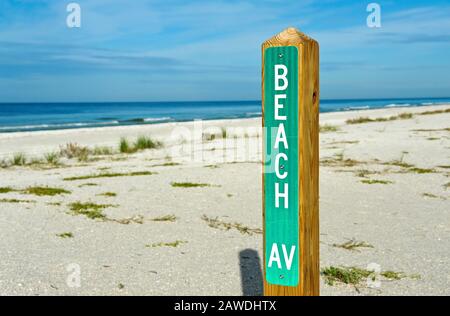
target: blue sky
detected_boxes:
[0,0,449,102]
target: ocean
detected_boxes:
[0,97,449,133]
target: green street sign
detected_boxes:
[263,46,300,287]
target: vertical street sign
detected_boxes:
[262,27,320,296]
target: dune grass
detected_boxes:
[11,153,27,166]
[0,187,15,194]
[119,136,162,154]
[64,171,155,181]
[68,202,115,220]
[23,186,71,196]
[346,112,413,125]
[150,214,177,222]
[56,232,74,239]
[321,266,373,286]
[333,239,374,251]
[320,124,340,133]
[171,182,212,188]
[346,108,449,125]
[0,198,35,203]
[97,192,117,197]
[201,215,262,236]
[361,179,393,185]
[44,152,60,165]
[146,240,187,248]
[0,186,70,196]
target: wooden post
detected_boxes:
[262,27,319,296]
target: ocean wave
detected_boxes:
[246,112,262,116]
[143,117,172,122]
[385,103,411,107]
[0,120,119,131]
[344,106,370,110]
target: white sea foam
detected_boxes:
[143,117,171,122]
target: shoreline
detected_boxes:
[1,102,449,135]
[0,103,449,159]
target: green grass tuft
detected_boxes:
[134,136,162,150]
[0,187,15,194]
[171,182,212,188]
[12,153,27,166]
[408,167,436,174]
[333,239,374,251]
[64,171,155,181]
[201,215,262,235]
[146,240,187,248]
[23,186,71,196]
[320,124,340,133]
[68,202,115,220]
[150,214,177,222]
[97,192,117,197]
[0,198,35,203]
[44,152,60,165]
[381,271,406,280]
[321,266,373,286]
[56,232,74,239]
[361,179,393,185]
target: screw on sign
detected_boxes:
[262,28,319,296]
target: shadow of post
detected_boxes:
[239,249,263,296]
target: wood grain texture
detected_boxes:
[262,27,320,296]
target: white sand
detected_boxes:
[0,104,449,295]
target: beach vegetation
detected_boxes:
[146,240,187,248]
[68,202,115,220]
[134,135,163,150]
[321,266,373,286]
[0,198,35,203]
[78,183,99,187]
[361,179,393,185]
[151,162,181,167]
[407,167,436,174]
[56,232,74,239]
[380,271,407,280]
[92,146,114,156]
[150,214,177,222]
[221,127,228,139]
[119,136,162,154]
[23,186,71,196]
[333,239,374,251]
[47,202,62,206]
[201,215,262,236]
[171,182,212,188]
[0,187,15,194]
[59,143,90,162]
[346,112,414,125]
[64,171,155,181]
[44,152,60,165]
[113,215,144,225]
[12,153,27,166]
[419,108,450,115]
[320,152,362,168]
[97,192,117,197]
[320,124,340,133]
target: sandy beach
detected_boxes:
[0,104,449,296]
